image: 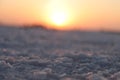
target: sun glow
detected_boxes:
[44,10,72,30]
[43,0,74,30]
[51,12,67,26]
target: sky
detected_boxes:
[0,0,120,31]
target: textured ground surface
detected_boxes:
[0,26,120,80]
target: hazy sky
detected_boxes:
[0,0,120,31]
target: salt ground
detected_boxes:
[0,26,120,80]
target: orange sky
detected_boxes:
[0,0,120,31]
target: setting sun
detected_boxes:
[51,12,67,26]
[42,0,75,30]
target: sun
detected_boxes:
[43,1,74,30]
[51,12,67,26]
[50,12,67,26]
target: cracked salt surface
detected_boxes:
[0,26,120,80]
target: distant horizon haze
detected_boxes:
[0,0,120,31]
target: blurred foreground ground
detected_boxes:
[0,26,120,80]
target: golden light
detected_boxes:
[42,0,75,30]
[44,10,73,30]
[51,11,67,26]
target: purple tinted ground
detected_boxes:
[0,26,120,80]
